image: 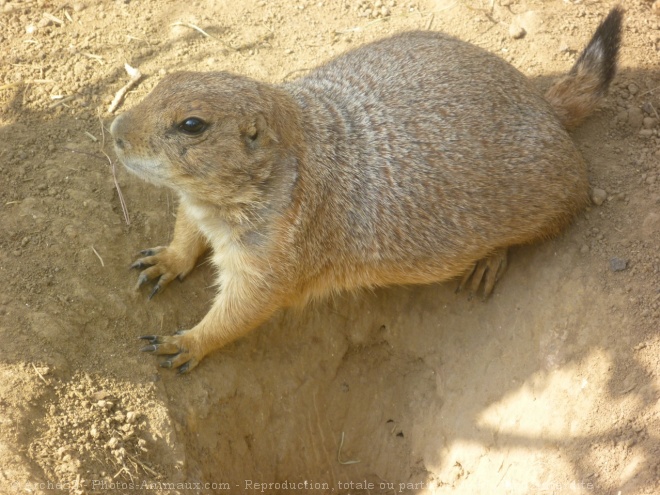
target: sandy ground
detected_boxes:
[0,0,658,494]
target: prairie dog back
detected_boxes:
[283,31,586,289]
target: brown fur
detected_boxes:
[545,71,604,131]
[110,10,622,373]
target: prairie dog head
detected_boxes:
[110,71,301,209]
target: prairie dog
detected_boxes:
[111,8,622,373]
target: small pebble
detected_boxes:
[580,244,590,254]
[610,258,628,272]
[590,188,607,206]
[628,83,639,96]
[642,117,657,129]
[509,23,526,39]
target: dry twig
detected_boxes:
[337,432,360,465]
[171,21,212,38]
[104,150,130,225]
[43,13,64,25]
[108,63,142,114]
[126,454,158,477]
[49,95,75,108]
[31,363,48,384]
[91,246,105,267]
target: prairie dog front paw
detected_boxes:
[131,203,209,298]
[131,246,199,298]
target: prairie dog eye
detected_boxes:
[178,117,207,135]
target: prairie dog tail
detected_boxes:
[545,7,623,130]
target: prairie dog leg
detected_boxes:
[457,247,508,298]
[131,203,209,298]
[140,275,280,373]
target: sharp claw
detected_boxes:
[175,329,187,336]
[148,285,161,300]
[140,249,156,256]
[136,274,149,288]
[140,344,157,353]
[177,361,191,375]
[130,261,144,270]
[160,360,173,369]
[139,335,159,343]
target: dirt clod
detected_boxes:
[628,107,645,128]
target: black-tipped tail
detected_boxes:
[570,6,623,95]
[545,7,623,130]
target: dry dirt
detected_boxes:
[0,0,659,494]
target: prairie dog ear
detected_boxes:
[240,114,278,149]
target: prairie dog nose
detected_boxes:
[110,114,128,150]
